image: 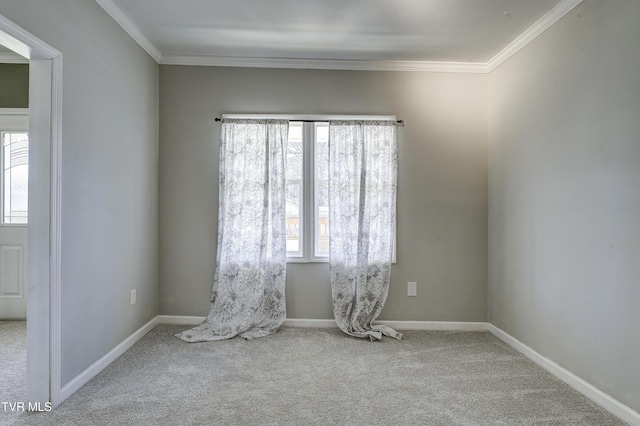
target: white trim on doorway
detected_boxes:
[0,13,63,407]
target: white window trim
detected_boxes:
[220,114,397,263]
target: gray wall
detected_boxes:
[159,66,488,321]
[0,1,159,385]
[488,0,640,412]
[0,63,28,108]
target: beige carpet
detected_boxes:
[0,321,26,426]
[10,325,626,425]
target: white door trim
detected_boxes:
[0,14,63,407]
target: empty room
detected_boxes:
[0,0,638,424]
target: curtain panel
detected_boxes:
[328,120,401,341]
[177,119,289,342]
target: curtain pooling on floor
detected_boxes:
[328,120,401,341]
[176,119,288,342]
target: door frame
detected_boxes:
[0,14,63,406]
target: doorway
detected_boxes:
[0,13,63,407]
[0,109,29,319]
[0,107,28,423]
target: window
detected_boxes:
[285,122,331,261]
[221,113,396,262]
[1,131,29,224]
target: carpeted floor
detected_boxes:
[0,321,27,426]
[8,325,626,425]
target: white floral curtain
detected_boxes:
[177,119,288,342]
[329,121,402,341]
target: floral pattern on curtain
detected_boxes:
[176,119,288,342]
[329,121,402,341]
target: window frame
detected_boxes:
[0,109,29,227]
[1,130,30,225]
[286,120,326,263]
[221,114,397,263]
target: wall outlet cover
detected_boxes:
[408,282,417,297]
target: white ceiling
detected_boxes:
[1,1,582,70]
[107,0,562,63]
[98,0,583,71]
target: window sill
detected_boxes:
[286,256,329,264]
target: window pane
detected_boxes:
[315,123,329,256]
[316,180,329,254]
[286,122,303,181]
[286,182,300,252]
[286,123,303,255]
[3,132,29,224]
[315,123,328,180]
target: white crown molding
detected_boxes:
[488,324,640,425]
[160,55,489,73]
[94,0,161,62]
[0,51,28,63]
[487,0,584,72]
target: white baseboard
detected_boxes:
[157,315,206,325]
[376,320,488,331]
[284,319,488,331]
[283,318,337,328]
[158,316,336,328]
[59,316,158,403]
[158,316,488,331]
[488,324,640,426]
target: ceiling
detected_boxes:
[99,0,582,71]
[1,1,581,71]
[107,0,562,62]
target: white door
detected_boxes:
[0,110,28,319]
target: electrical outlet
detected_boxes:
[130,289,136,305]
[407,282,417,297]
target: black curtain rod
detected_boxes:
[214,117,404,125]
